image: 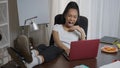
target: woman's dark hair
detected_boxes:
[63,1,80,17]
[62,1,80,24]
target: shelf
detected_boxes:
[0,0,10,65]
[0,23,8,27]
[0,0,7,3]
[0,2,8,25]
[0,43,9,48]
[0,25,9,48]
[0,0,9,49]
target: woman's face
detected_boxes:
[65,8,78,27]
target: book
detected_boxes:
[100,36,120,44]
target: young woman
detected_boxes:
[52,1,86,55]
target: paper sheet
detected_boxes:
[99,61,120,68]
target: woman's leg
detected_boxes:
[40,45,64,62]
[35,44,48,53]
[25,50,44,68]
[33,49,45,63]
[36,44,64,62]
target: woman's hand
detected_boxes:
[68,25,82,32]
[64,48,70,55]
[69,25,86,40]
[68,26,79,31]
[76,26,86,40]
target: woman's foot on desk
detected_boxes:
[14,35,33,63]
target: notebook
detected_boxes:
[63,39,100,61]
[100,36,120,44]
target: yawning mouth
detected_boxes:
[68,22,74,26]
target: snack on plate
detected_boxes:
[101,45,118,53]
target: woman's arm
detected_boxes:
[76,26,86,40]
[68,25,86,40]
[52,30,70,55]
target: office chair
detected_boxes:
[0,34,2,41]
[49,14,88,46]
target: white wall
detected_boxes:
[17,0,50,26]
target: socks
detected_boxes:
[25,50,43,68]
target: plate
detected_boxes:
[101,45,118,53]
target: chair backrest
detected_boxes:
[49,14,88,46]
[0,34,2,41]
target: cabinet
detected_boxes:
[0,0,10,66]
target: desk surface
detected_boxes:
[34,43,120,68]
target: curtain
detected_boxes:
[99,0,120,38]
[79,0,120,39]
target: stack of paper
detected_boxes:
[100,36,120,44]
[99,61,120,68]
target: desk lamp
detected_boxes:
[21,16,39,47]
[29,21,39,32]
[22,16,39,37]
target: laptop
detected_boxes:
[63,39,100,61]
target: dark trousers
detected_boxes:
[36,44,64,62]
